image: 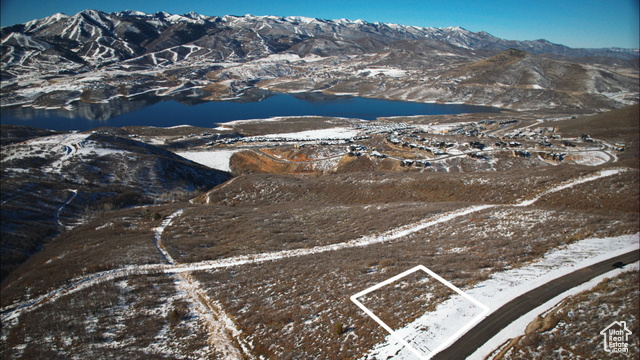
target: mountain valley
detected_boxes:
[1,9,639,360]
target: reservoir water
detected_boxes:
[1,91,501,131]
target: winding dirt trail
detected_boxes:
[154,209,250,359]
[54,189,78,230]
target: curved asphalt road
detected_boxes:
[432,249,639,360]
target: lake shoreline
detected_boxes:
[1,92,503,132]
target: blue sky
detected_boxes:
[1,0,638,49]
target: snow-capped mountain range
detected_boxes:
[2,9,638,75]
[1,9,639,111]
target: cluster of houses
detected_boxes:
[500,125,556,140]
[469,141,485,150]
[518,126,555,139]
[352,122,410,134]
[347,144,368,157]
[347,143,432,168]
[423,119,531,138]
[494,140,522,149]
[387,135,455,156]
[208,136,241,145]
[424,122,487,137]
[347,144,389,159]
[467,152,487,160]
[401,159,431,167]
[195,118,611,171]
[542,152,565,162]
[512,150,531,158]
[208,134,371,146]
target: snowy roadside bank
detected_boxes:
[469,260,640,360]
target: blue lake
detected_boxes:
[1,92,501,131]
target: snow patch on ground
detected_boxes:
[254,53,305,63]
[174,273,248,359]
[154,209,184,265]
[569,151,611,166]
[415,123,469,134]
[260,127,361,140]
[176,149,240,172]
[358,68,408,77]
[54,189,78,230]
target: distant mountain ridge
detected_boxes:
[1,9,638,111]
[2,9,638,77]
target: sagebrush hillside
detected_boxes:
[1,128,230,280]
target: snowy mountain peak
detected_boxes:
[77,9,104,17]
[71,9,115,28]
[290,16,319,25]
[152,11,173,19]
[19,13,67,33]
[184,11,209,20]
[23,12,69,26]
[221,14,240,22]
[114,10,149,17]
[164,14,202,24]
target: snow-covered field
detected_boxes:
[363,233,639,360]
[569,151,611,166]
[177,149,240,172]
[258,127,362,140]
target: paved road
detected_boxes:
[432,249,639,360]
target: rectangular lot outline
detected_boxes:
[351,265,490,360]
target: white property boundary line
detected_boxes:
[351,265,490,360]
